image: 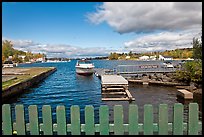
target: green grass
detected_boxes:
[2,67,54,90]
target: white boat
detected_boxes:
[75,59,95,75]
[162,61,174,68]
[3,60,16,68]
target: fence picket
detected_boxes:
[173,103,183,135]
[188,103,199,135]
[15,105,26,135]
[42,105,53,135]
[1,103,202,135]
[28,105,39,135]
[2,104,12,135]
[56,105,66,135]
[128,104,138,135]
[114,105,124,135]
[71,105,80,135]
[158,104,168,135]
[85,105,95,135]
[144,104,153,135]
[99,105,109,135]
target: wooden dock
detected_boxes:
[101,74,135,101]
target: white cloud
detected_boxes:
[2,37,111,58]
[124,28,201,53]
[87,2,202,34]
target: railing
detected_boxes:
[116,65,178,74]
[2,103,202,135]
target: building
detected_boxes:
[139,55,149,60]
[125,56,130,59]
[159,55,173,61]
[18,55,26,61]
[149,55,156,60]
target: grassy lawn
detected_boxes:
[2,67,54,90]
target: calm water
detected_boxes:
[4,60,201,125]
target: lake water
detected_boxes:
[4,60,202,126]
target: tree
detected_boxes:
[193,37,202,60]
[128,51,133,57]
[2,40,15,58]
[175,60,202,84]
[108,52,119,60]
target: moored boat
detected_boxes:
[162,61,174,68]
[75,59,95,75]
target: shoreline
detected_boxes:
[2,67,57,103]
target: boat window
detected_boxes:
[4,61,13,64]
[78,60,92,64]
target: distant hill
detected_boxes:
[108,48,193,60]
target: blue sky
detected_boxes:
[2,2,202,58]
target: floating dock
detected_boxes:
[97,71,135,101]
[177,89,193,99]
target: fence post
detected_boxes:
[188,103,199,135]
[15,105,26,135]
[128,104,138,135]
[144,104,153,135]
[71,105,80,135]
[114,105,124,135]
[42,105,53,135]
[173,103,183,135]
[85,105,95,135]
[99,105,109,135]
[56,105,66,135]
[28,105,39,135]
[2,104,13,135]
[158,104,168,135]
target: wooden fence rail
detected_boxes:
[2,103,202,135]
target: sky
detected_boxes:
[2,2,202,58]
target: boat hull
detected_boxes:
[76,67,94,75]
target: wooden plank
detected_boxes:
[144,104,153,135]
[85,105,95,135]
[102,87,124,91]
[42,105,53,135]
[114,105,124,135]
[102,92,126,95]
[158,104,168,135]
[188,103,199,135]
[101,75,128,85]
[125,89,134,100]
[28,105,39,135]
[173,103,183,135]
[99,105,109,135]
[2,104,13,135]
[15,105,26,135]
[71,105,80,135]
[102,97,130,101]
[102,84,128,86]
[56,105,66,135]
[128,104,138,135]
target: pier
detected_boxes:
[95,69,135,101]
